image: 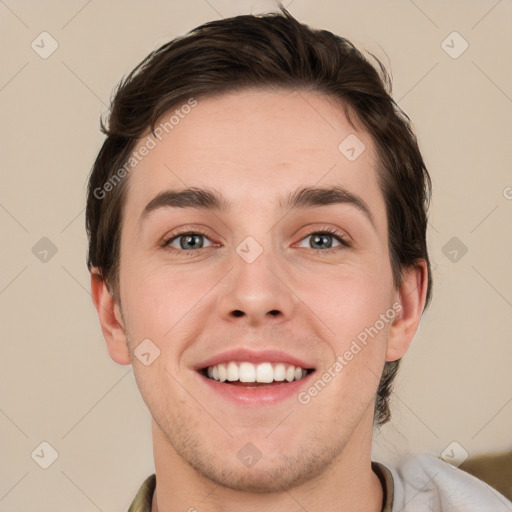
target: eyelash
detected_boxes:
[162,226,351,254]
[304,226,352,253]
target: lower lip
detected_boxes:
[197,371,315,406]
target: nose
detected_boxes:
[216,242,299,327]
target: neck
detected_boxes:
[150,412,383,512]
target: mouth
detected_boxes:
[198,362,316,387]
[196,361,316,405]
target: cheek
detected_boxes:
[120,262,218,351]
[304,317,391,416]
[299,262,394,388]
[301,261,393,331]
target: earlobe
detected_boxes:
[90,268,131,365]
[386,260,429,362]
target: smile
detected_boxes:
[197,362,316,405]
[202,361,313,385]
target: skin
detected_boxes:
[91,88,428,512]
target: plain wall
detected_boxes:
[1,1,511,510]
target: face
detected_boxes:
[107,89,406,491]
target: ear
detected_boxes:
[386,260,429,362]
[90,267,131,365]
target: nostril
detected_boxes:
[268,310,280,316]
[232,310,244,317]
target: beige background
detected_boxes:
[1,0,511,510]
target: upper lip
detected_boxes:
[193,348,316,371]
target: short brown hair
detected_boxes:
[86,7,433,426]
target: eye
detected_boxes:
[164,232,214,251]
[296,228,351,252]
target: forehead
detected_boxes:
[122,88,387,231]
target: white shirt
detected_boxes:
[380,453,512,511]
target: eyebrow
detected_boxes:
[140,185,375,229]
[280,185,375,229]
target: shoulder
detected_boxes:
[127,474,156,512]
[387,453,512,511]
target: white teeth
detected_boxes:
[226,361,239,381]
[256,362,273,383]
[273,363,286,381]
[204,361,309,383]
[217,363,227,382]
[239,362,256,382]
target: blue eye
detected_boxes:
[296,229,350,252]
[307,233,339,250]
[165,233,213,250]
[162,227,350,254]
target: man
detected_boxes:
[86,8,512,512]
